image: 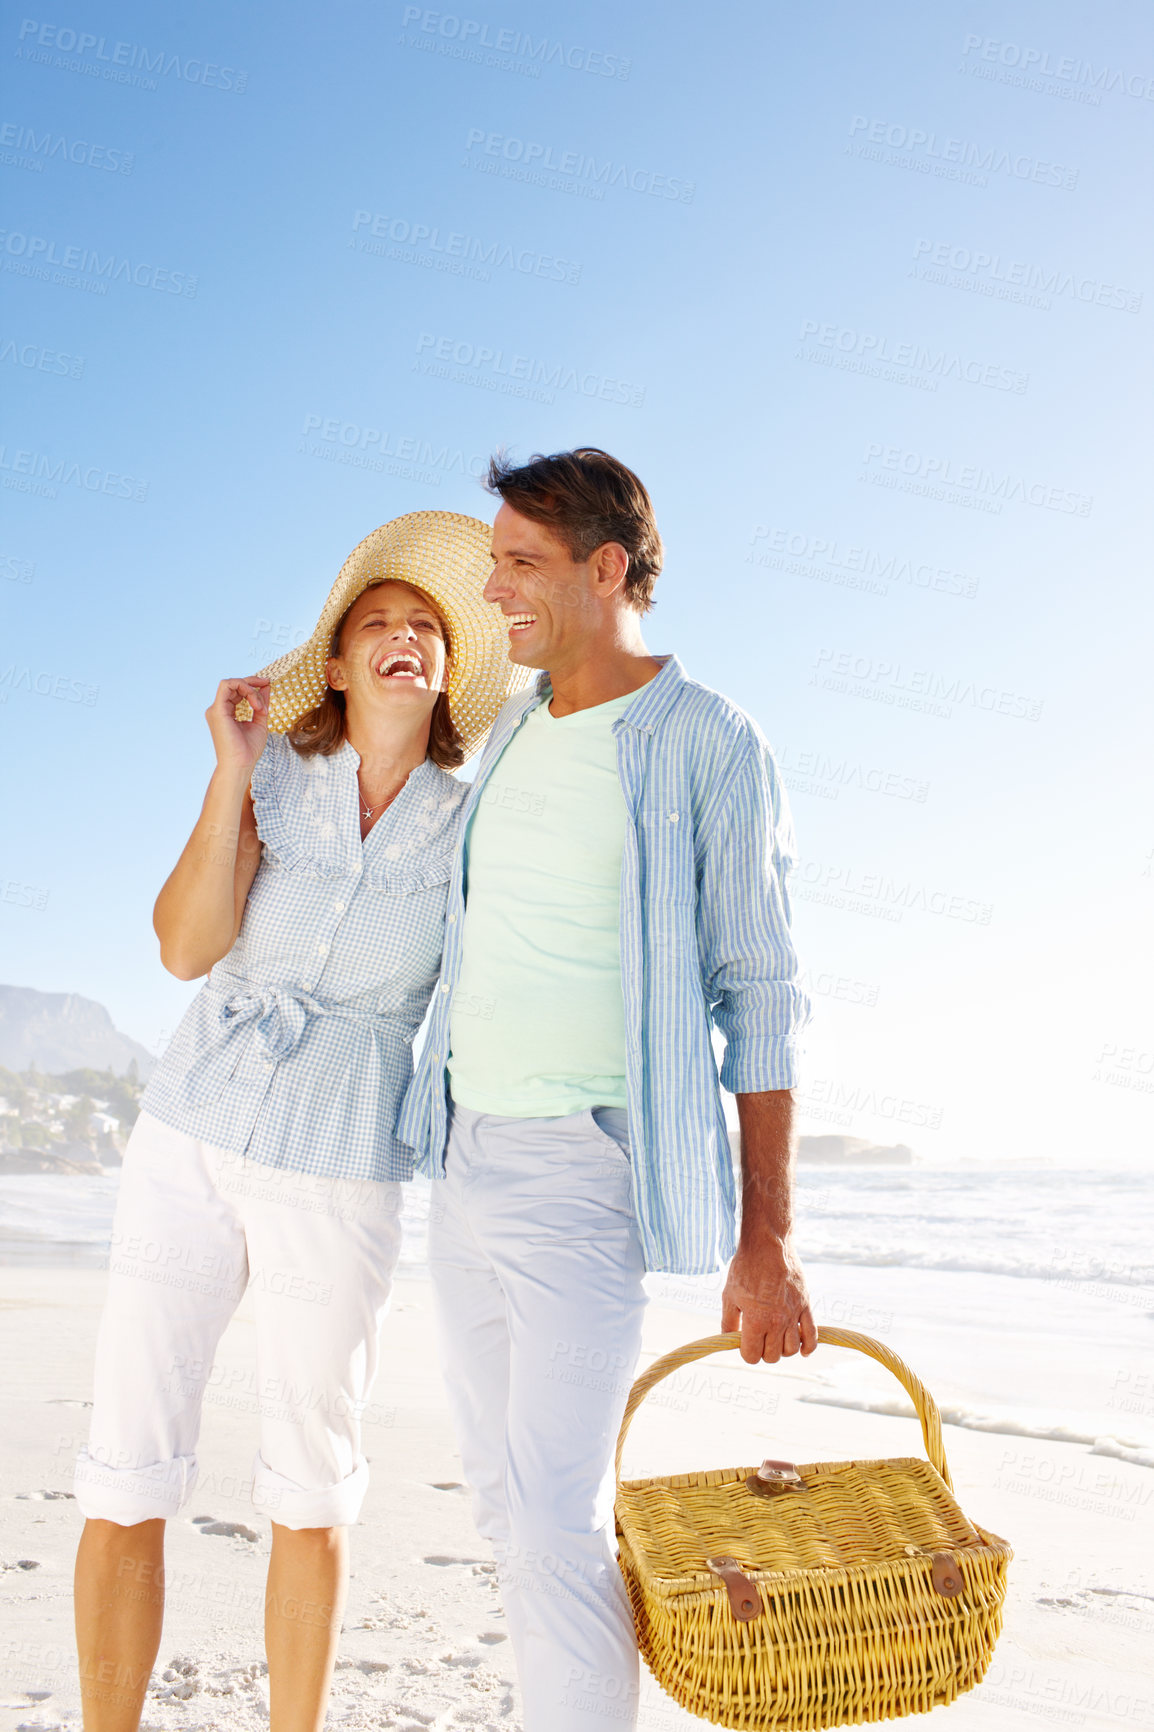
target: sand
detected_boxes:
[1,1263,1151,1731]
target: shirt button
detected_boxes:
[668,811,680,823]
[316,943,327,954]
[333,901,346,913]
[440,983,450,994]
[447,913,457,924]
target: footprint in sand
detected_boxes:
[15,1491,74,1501]
[154,1657,200,1701]
[3,1691,55,1728]
[192,1516,260,1542]
[430,1481,467,1492]
[423,1554,488,1567]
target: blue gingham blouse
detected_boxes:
[141,734,466,1182]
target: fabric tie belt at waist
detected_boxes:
[219,987,404,1063]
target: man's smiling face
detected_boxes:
[484,502,600,671]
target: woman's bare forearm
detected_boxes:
[155,675,270,980]
[153,766,260,979]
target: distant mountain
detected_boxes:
[728,1131,913,1167]
[797,1135,912,1165]
[0,985,155,1078]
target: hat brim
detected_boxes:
[255,511,533,762]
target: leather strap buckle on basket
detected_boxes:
[706,1556,763,1621]
[614,1326,1012,1731]
[745,1459,805,1498]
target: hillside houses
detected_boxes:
[0,1065,143,1174]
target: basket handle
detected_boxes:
[615,1327,953,1491]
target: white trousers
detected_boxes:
[75,1111,403,1530]
[429,1101,648,1732]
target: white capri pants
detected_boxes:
[74,1111,403,1530]
[429,1100,648,1732]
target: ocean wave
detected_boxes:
[799,1391,1154,1465]
[4,1172,1150,1293]
[797,1242,1154,1288]
[1089,1438,1154,1470]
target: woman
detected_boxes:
[72,512,530,1732]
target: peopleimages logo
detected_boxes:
[464,129,695,202]
[1,336,85,378]
[847,115,1079,189]
[351,210,581,285]
[747,525,978,600]
[0,119,133,172]
[298,413,488,489]
[0,662,99,704]
[799,1078,943,1131]
[799,969,880,1010]
[14,19,248,91]
[0,229,197,297]
[798,320,1027,394]
[777,744,929,805]
[2,877,49,910]
[795,858,993,928]
[860,442,1092,517]
[0,442,148,501]
[911,238,1142,315]
[961,34,1154,101]
[400,8,631,78]
[810,647,1044,723]
[413,332,645,408]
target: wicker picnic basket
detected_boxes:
[614,1328,1011,1730]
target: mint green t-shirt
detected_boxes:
[446,689,635,1117]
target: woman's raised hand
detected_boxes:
[206,677,271,774]
[156,678,269,978]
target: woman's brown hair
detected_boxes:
[286,580,465,769]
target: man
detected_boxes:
[399,448,813,1731]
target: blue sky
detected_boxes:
[2,0,1151,1166]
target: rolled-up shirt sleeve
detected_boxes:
[698,734,810,1092]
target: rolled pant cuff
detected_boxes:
[73,1447,197,1524]
[252,1452,369,1529]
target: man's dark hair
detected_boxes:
[485,447,663,614]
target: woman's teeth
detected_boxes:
[377,652,423,678]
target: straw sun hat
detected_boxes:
[256,511,534,761]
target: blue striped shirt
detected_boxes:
[397,655,809,1274]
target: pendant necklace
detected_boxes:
[359,774,405,823]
